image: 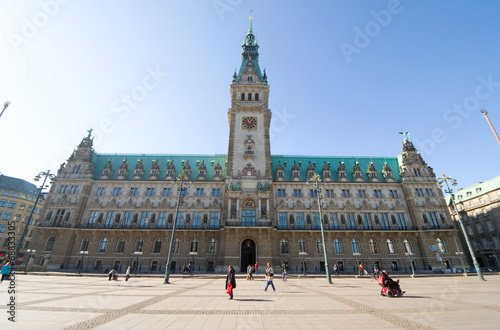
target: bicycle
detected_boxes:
[370,272,380,282]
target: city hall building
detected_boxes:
[31,19,461,274]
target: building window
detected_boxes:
[123,211,132,227]
[255,93,259,100]
[427,212,439,227]
[476,223,483,233]
[325,189,334,198]
[293,189,302,197]
[404,239,414,254]
[70,185,79,194]
[176,212,185,226]
[192,212,201,228]
[7,201,16,208]
[80,238,90,251]
[415,188,423,197]
[172,238,180,253]
[363,213,372,228]
[425,188,434,196]
[467,226,473,235]
[316,239,324,254]
[146,188,155,196]
[329,213,339,228]
[341,189,350,198]
[140,211,150,227]
[296,212,305,229]
[312,213,321,228]
[379,213,389,229]
[157,212,167,228]
[208,238,217,253]
[116,238,126,253]
[44,236,56,251]
[396,213,407,228]
[98,238,108,252]
[129,188,138,196]
[351,239,360,254]
[248,93,252,101]
[374,190,382,198]
[487,221,495,231]
[413,168,421,177]
[369,239,378,254]
[280,239,289,254]
[195,188,204,197]
[59,185,68,194]
[96,187,106,196]
[210,212,219,228]
[278,212,287,228]
[212,188,220,197]
[163,188,171,196]
[386,239,396,254]
[389,190,398,198]
[277,189,286,197]
[105,211,115,228]
[190,239,198,253]
[493,237,500,249]
[357,189,366,198]
[334,239,343,254]
[309,189,318,198]
[241,93,245,101]
[88,211,99,225]
[298,239,307,253]
[436,238,448,253]
[2,213,11,220]
[135,238,144,252]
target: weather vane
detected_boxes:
[398,129,411,143]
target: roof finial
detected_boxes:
[249,10,253,34]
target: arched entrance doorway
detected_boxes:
[241,239,256,273]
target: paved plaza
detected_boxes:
[0,273,499,329]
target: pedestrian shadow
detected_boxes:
[401,295,431,299]
[236,298,273,302]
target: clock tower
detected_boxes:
[227,15,272,183]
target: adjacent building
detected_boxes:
[0,174,44,260]
[446,175,500,270]
[31,18,462,274]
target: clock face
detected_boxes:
[242,116,257,129]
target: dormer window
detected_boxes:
[247,76,253,82]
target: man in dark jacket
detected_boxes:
[226,265,236,300]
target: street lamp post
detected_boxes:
[0,101,11,119]
[454,237,467,276]
[133,251,143,275]
[164,171,189,284]
[299,252,308,276]
[353,253,361,276]
[14,170,56,265]
[438,175,485,281]
[308,173,332,284]
[23,249,36,272]
[79,251,88,274]
[403,239,415,277]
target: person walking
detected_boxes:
[225,265,236,300]
[359,263,364,276]
[333,264,339,276]
[246,264,254,280]
[1,261,12,283]
[125,266,131,281]
[281,262,287,282]
[263,262,276,292]
[255,262,259,275]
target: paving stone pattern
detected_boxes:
[0,274,499,329]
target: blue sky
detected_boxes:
[1,0,499,190]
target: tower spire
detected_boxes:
[249,10,253,35]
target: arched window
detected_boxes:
[386,239,396,254]
[437,238,448,252]
[316,239,324,254]
[190,238,198,253]
[173,238,180,253]
[248,93,252,101]
[404,239,414,254]
[153,238,162,253]
[44,236,56,251]
[255,93,259,101]
[241,93,245,101]
[208,238,217,253]
[80,238,90,252]
[135,238,144,252]
[369,239,378,254]
[280,239,289,254]
[298,239,307,253]
[116,238,126,253]
[351,239,360,254]
[334,239,343,254]
[98,238,108,252]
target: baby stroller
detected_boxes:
[378,275,404,297]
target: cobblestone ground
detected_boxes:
[0,273,499,329]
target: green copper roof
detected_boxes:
[234,16,267,83]
[445,174,500,204]
[271,155,401,182]
[0,174,39,197]
[93,153,227,181]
